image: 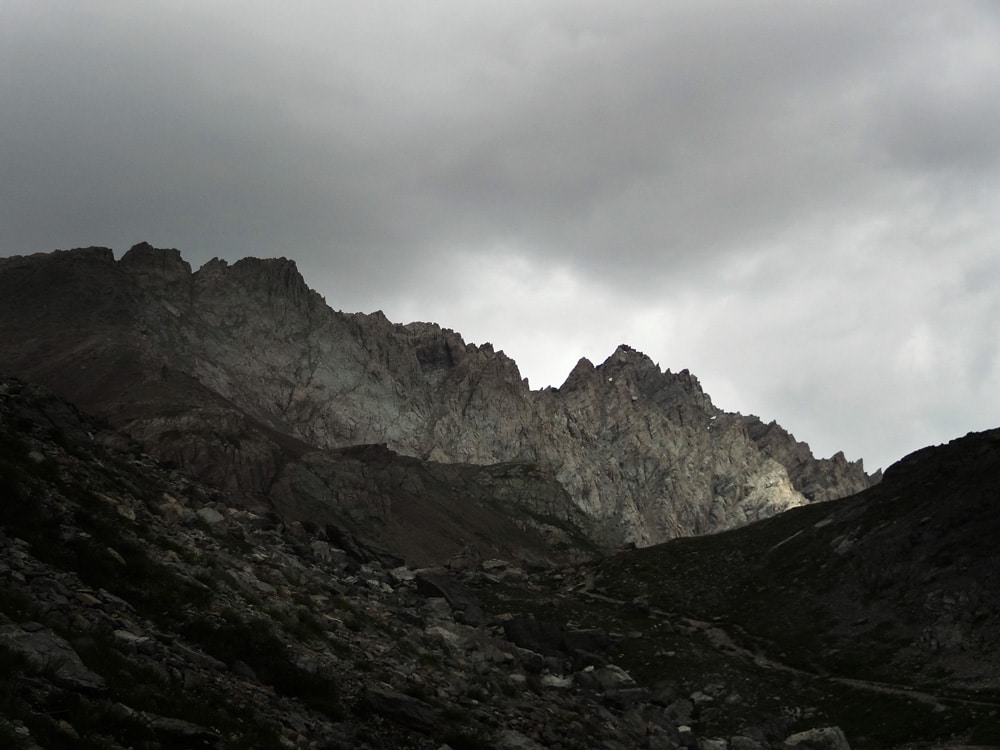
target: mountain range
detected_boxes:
[0,243,996,749]
[0,243,875,559]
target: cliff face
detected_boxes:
[0,244,875,548]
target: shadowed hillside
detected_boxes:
[1,378,997,747]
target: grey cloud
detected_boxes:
[2,1,1000,470]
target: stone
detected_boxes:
[602,686,650,709]
[158,495,187,524]
[665,698,695,725]
[0,625,106,692]
[590,664,636,691]
[415,570,487,626]
[359,685,439,733]
[425,625,467,653]
[196,507,226,526]
[493,729,546,750]
[389,566,416,583]
[678,725,697,748]
[540,673,573,689]
[56,719,80,739]
[112,629,151,649]
[144,713,221,745]
[782,726,851,750]
[310,540,334,562]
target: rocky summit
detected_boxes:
[0,244,875,553]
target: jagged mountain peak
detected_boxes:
[559,356,596,390]
[603,342,656,368]
[0,244,876,549]
[557,346,712,423]
[562,346,664,386]
[605,345,707,395]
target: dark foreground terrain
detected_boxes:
[1,376,998,749]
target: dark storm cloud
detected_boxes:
[2,2,993,277]
[2,1,999,470]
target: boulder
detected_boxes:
[359,685,438,733]
[0,624,106,692]
[494,729,546,750]
[783,726,851,750]
[414,569,487,626]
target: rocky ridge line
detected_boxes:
[0,244,877,548]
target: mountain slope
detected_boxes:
[0,374,864,750]
[480,427,1000,748]
[0,243,875,548]
[588,426,1000,693]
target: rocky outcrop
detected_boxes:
[0,624,107,692]
[0,244,876,548]
[783,727,852,749]
[744,417,882,501]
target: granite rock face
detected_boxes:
[0,244,876,548]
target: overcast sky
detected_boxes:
[3,1,1000,472]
